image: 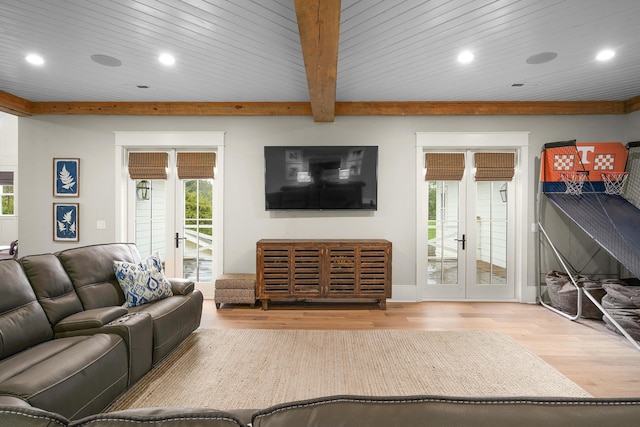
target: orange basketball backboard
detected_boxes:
[541,142,628,182]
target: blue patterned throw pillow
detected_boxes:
[113,254,173,307]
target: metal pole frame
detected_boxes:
[536,143,640,350]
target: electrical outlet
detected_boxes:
[97,220,106,230]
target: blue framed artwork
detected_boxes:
[53,203,79,242]
[53,158,79,197]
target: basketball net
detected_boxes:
[601,172,628,195]
[560,172,587,195]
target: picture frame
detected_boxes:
[346,160,362,176]
[53,203,79,242]
[284,149,303,163]
[348,148,365,161]
[53,158,79,197]
[286,163,303,180]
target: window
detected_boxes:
[0,172,14,216]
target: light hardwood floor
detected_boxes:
[202,300,640,398]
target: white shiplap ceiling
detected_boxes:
[1,0,640,105]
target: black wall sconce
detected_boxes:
[136,180,150,201]
[499,183,507,203]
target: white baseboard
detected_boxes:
[389,284,418,302]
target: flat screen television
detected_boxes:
[264,146,378,210]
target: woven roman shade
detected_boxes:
[474,152,515,181]
[424,153,465,180]
[128,152,168,179]
[0,171,13,186]
[176,152,216,179]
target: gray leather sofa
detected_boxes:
[0,243,203,421]
[2,395,640,426]
[3,243,639,425]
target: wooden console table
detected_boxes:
[256,239,392,310]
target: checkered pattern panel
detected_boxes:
[553,154,575,171]
[593,153,616,171]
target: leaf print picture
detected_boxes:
[53,158,79,197]
[53,203,79,242]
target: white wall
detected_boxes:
[17,114,632,299]
[0,112,18,245]
[626,110,640,141]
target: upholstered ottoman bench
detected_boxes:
[214,273,256,308]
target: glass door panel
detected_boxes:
[181,179,214,282]
[134,179,167,260]
[425,180,465,298]
[468,179,513,299]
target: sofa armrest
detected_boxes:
[53,306,128,333]
[168,278,195,295]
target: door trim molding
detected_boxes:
[415,132,530,302]
[114,131,225,298]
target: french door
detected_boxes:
[129,150,217,298]
[424,150,515,300]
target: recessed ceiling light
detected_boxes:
[457,50,474,64]
[25,53,44,66]
[596,49,615,61]
[158,53,175,66]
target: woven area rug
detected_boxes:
[108,329,590,411]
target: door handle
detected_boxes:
[454,234,466,250]
[175,232,186,248]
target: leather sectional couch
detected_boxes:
[0,243,203,421]
[2,243,640,425]
[2,394,640,426]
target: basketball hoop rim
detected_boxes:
[600,171,629,176]
[560,171,588,179]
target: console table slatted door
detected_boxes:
[293,246,323,296]
[257,239,392,310]
[260,246,291,295]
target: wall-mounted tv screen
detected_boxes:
[264,146,378,210]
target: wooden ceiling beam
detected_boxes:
[625,96,640,114]
[335,101,626,116]
[0,90,32,116]
[294,0,341,123]
[23,100,627,116]
[29,102,312,116]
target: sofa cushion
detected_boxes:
[0,405,70,427]
[0,396,31,407]
[128,291,203,364]
[113,254,173,308]
[0,336,92,384]
[0,260,53,359]
[0,334,128,421]
[20,254,84,325]
[57,243,141,309]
